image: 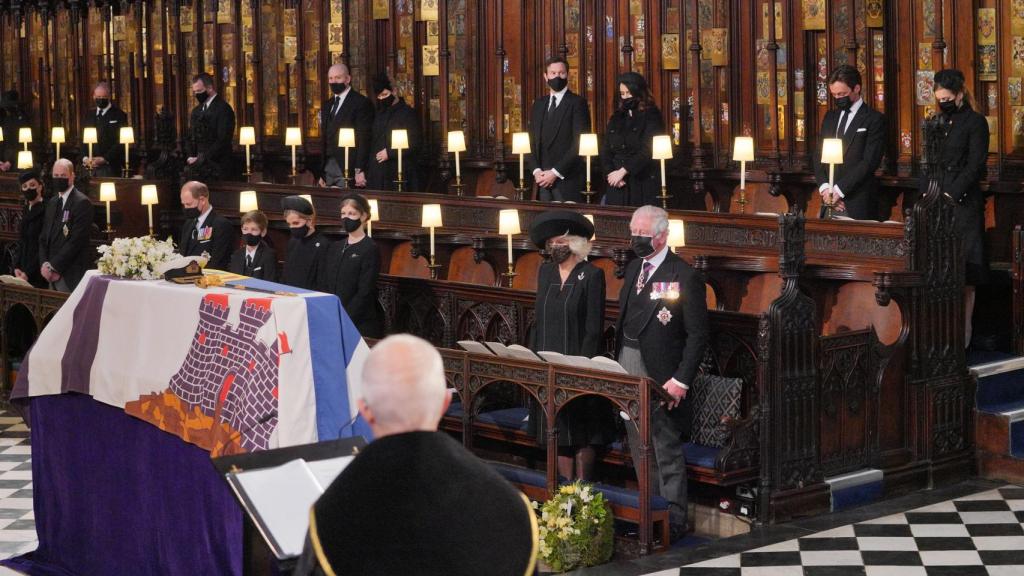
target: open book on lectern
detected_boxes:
[457,340,627,374]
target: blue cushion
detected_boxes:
[684,443,721,469]
[444,403,530,432]
[490,463,669,511]
[831,481,882,512]
[491,462,548,487]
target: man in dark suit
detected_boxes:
[14,169,47,288]
[812,64,886,221]
[184,73,236,182]
[319,63,374,188]
[527,56,591,202]
[82,81,129,177]
[39,160,95,292]
[178,180,236,270]
[617,205,709,539]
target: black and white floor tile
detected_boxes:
[0,411,36,576]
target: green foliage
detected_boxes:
[533,481,614,573]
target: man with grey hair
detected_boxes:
[39,159,94,292]
[293,334,538,576]
[319,63,374,188]
[616,205,709,541]
[82,81,128,177]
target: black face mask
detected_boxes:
[835,96,852,111]
[342,217,362,233]
[183,207,201,220]
[95,98,109,110]
[630,235,655,258]
[376,95,395,111]
[194,91,209,104]
[547,77,568,92]
[938,100,958,116]
[22,187,39,202]
[549,245,573,264]
[52,178,70,193]
[290,225,310,239]
[620,97,639,111]
[244,233,262,247]
[330,83,347,95]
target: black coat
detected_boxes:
[16,202,46,288]
[185,94,236,180]
[366,98,422,192]
[39,188,95,291]
[283,230,330,291]
[320,89,375,176]
[178,210,236,271]
[813,102,886,221]
[921,104,990,285]
[318,236,381,338]
[616,250,709,425]
[296,432,536,576]
[228,242,277,281]
[526,90,591,202]
[601,105,665,207]
[83,104,129,175]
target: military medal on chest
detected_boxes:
[657,306,672,326]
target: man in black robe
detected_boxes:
[293,334,538,576]
[366,74,421,191]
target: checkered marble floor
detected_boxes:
[673,485,1024,576]
[0,411,36,571]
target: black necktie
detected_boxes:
[547,96,556,115]
[836,110,847,137]
[331,96,341,119]
[246,254,253,270]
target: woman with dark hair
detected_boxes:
[318,193,382,338]
[925,68,989,346]
[601,72,665,206]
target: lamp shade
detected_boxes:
[447,130,466,153]
[652,135,673,160]
[583,214,595,239]
[285,127,302,146]
[511,132,531,154]
[119,126,135,144]
[99,182,117,202]
[0,126,3,142]
[579,133,599,157]
[391,129,409,150]
[338,128,356,148]
[667,219,686,248]
[732,136,754,162]
[16,150,32,170]
[51,127,66,144]
[368,199,380,222]
[140,184,159,205]
[421,203,443,228]
[821,138,844,164]
[298,194,313,205]
[82,127,98,144]
[239,126,256,146]
[239,190,258,213]
[498,209,521,235]
[18,127,31,144]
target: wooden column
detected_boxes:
[689,0,704,169]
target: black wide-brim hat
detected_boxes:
[528,210,594,248]
[281,195,314,215]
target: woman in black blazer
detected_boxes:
[229,210,277,281]
[527,211,613,482]
[318,193,382,338]
[925,69,990,346]
[601,72,665,207]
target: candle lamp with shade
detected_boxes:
[82,127,98,171]
[511,132,531,200]
[16,150,32,171]
[578,133,598,204]
[18,127,31,151]
[239,126,256,178]
[99,182,117,234]
[820,138,844,219]
[391,129,409,192]
[421,203,443,279]
[338,128,356,188]
[447,130,466,196]
[367,199,380,237]
[51,127,65,161]
[732,136,755,213]
[119,126,134,178]
[239,190,258,213]
[140,184,159,236]
[667,219,686,253]
[285,127,302,178]
[498,209,520,287]
[583,214,595,240]
[652,135,673,209]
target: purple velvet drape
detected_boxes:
[1,394,243,576]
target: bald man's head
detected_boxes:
[358,334,449,437]
[328,64,351,93]
[51,159,75,191]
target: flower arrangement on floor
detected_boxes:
[535,481,614,572]
[96,236,177,280]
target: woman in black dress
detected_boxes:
[601,72,665,207]
[281,195,329,290]
[925,69,990,346]
[528,210,613,481]
[318,193,382,338]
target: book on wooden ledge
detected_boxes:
[457,340,627,374]
[0,275,32,287]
